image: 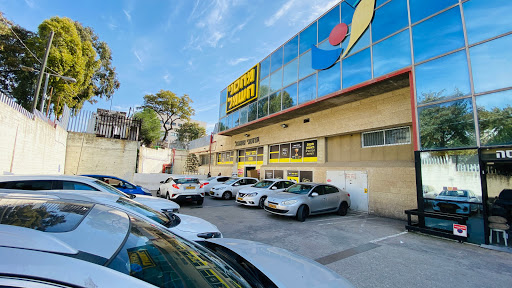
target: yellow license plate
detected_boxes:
[209,191,214,195]
[185,186,195,190]
[268,204,276,209]
[237,197,243,201]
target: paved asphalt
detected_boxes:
[161,193,512,288]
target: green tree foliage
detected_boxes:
[141,90,195,142]
[478,105,512,146]
[0,13,119,114]
[134,108,162,146]
[185,153,199,173]
[176,122,206,143]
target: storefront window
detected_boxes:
[376,0,388,8]
[270,68,283,93]
[318,62,340,97]
[318,4,340,43]
[271,46,283,73]
[239,106,248,125]
[283,59,298,87]
[259,76,270,98]
[470,34,512,94]
[371,0,408,43]
[415,51,470,105]
[412,7,464,63]
[347,27,370,56]
[418,98,476,149]
[219,117,227,132]
[300,171,313,182]
[318,39,340,51]
[247,102,257,122]
[282,83,297,110]
[269,92,281,115]
[257,96,268,119]
[342,48,371,89]
[476,90,512,146]
[219,103,226,118]
[420,149,484,244]
[220,88,227,105]
[299,22,317,55]
[298,74,317,105]
[283,35,298,65]
[260,56,271,79]
[225,113,232,130]
[269,145,279,163]
[299,50,315,80]
[341,1,355,25]
[231,110,239,128]
[409,0,458,24]
[280,144,291,163]
[463,0,512,45]
[372,29,411,78]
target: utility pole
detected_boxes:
[32,31,54,113]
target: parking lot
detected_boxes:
[175,195,512,288]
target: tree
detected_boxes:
[0,14,120,114]
[185,153,199,173]
[133,108,162,146]
[176,122,206,144]
[141,90,195,142]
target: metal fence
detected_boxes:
[0,92,34,120]
[67,110,141,141]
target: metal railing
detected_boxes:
[0,92,34,120]
[67,110,141,141]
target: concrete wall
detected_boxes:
[0,100,67,175]
[64,132,138,181]
[132,173,208,191]
[138,147,174,173]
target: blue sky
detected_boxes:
[1,0,340,132]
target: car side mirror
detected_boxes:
[160,181,164,184]
[311,192,319,197]
[234,183,240,186]
[271,186,277,190]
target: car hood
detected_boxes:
[268,192,302,201]
[133,195,180,211]
[239,187,265,194]
[205,238,354,288]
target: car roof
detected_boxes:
[82,174,125,181]
[261,179,290,182]
[0,174,98,183]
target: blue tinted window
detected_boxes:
[319,39,341,50]
[283,36,299,64]
[283,59,298,87]
[259,76,270,98]
[373,29,411,77]
[220,88,227,104]
[299,50,315,80]
[269,92,281,115]
[258,97,269,118]
[271,47,283,73]
[376,0,389,8]
[464,0,512,45]
[270,68,282,93]
[298,74,317,105]
[470,35,512,94]
[342,48,371,89]
[318,62,341,97]
[372,0,408,42]
[412,7,465,63]
[231,110,239,127]
[239,106,248,125]
[419,98,476,149]
[248,102,257,122]
[410,0,458,24]
[282,83,297,110]
[220,117,227,131]
[318,5,340,43]
[341,1,356,25]
[225,113,232,130]
[476,90,512,146]
[219,103,226,118]
[346,26,370,56]
[415,51,470,104]
[299,22,317,54]
[260,57,271,79]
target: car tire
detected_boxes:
[258,196,267,209]
[197,198,204,205]
[296,205,308,222]
[338,202,348,216]
[222,192,231,200]
[156,189,161,197]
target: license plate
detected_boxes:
[237,197,243,201]
[209,191,214,195]
[185,186,195,190]
[268,204,276,209]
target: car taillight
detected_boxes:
[347,193,350,197]
[172,194,177,198]
[200,182,209,188]
[172,184,179,189]
[201,193,205,196]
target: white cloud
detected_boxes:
[24,0,35,8]
[265,0,340,28]
[228,57,252,66]
[163,73,172,83]
[264,0,295,27]
[123,9,132,22]
[133,50,143,64]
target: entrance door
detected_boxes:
[245,166,257,178]
[345,171,368,213]
[326,171,346,190]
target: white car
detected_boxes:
[210,177,259,199]
[236,179,296,208]
[158,176,205,204]
[200,176,231,193]
[0,196,355,287]
[0,190,221,242]
[0,175,180,213]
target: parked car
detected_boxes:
[200,176,231,194]
[158,176,205,205]
[422,185,438,199]
[0,196,355,288]
[82,174,151,195]
[432,189,481,215]
[236,179,295,208]
[0,175,180,213]
[264,183,351,222]
[210,177,259,200]
[0,190,221,242]
[491,189,512,221]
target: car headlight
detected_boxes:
[281,200,297,205]
[247,192,258,197]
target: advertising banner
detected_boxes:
[280,144,290,163]
[291,142,303,162]
[287,170,299,182]
[304,140,318,162]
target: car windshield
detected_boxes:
[108,215,251,288]
[499,189,512,200]
[93,180,131,198]
[286,184,313,194]
[224,178,239,185]
[175,178,200,184]
[253,180,273,188]
[115,197,171,227]
[206,177,216,181]
[439,190,468,197]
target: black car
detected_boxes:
[491,189,512,221]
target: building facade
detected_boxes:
[190,0,512,247]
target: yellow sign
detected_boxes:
[226,64,259,113]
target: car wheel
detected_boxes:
[156,189,161,197]
[197,198,204,205]
[222,191,231,200]
[258,196,267,209]
[296,205,308,222]
[338,202,348,216]
[166,192,171,200]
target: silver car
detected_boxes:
[236,179,295,208]
[264,183,351,222]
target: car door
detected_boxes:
[324,185,341,210]
[232,179,245,194]
[309,185,327,213]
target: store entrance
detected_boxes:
[484,160,512,248]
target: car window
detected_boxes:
[238,179,246,185]
[253,180,273,188]
[286,184,313,194]
[284,181,295,188]
[312,186,325,195]
[107,216,251,288]
[224,178,239,185]
[61,181,99,191]
[498,189,512,200]
[174,178,200,184]
[0,180,53,190]
[165,178,173,183]
[439,190,468,197]
[248,179,258,184]
[206,177,216,181]
[115,197,169,226]
[219,177,230,182]
[93,180,130,198]
[324,185,339,194]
